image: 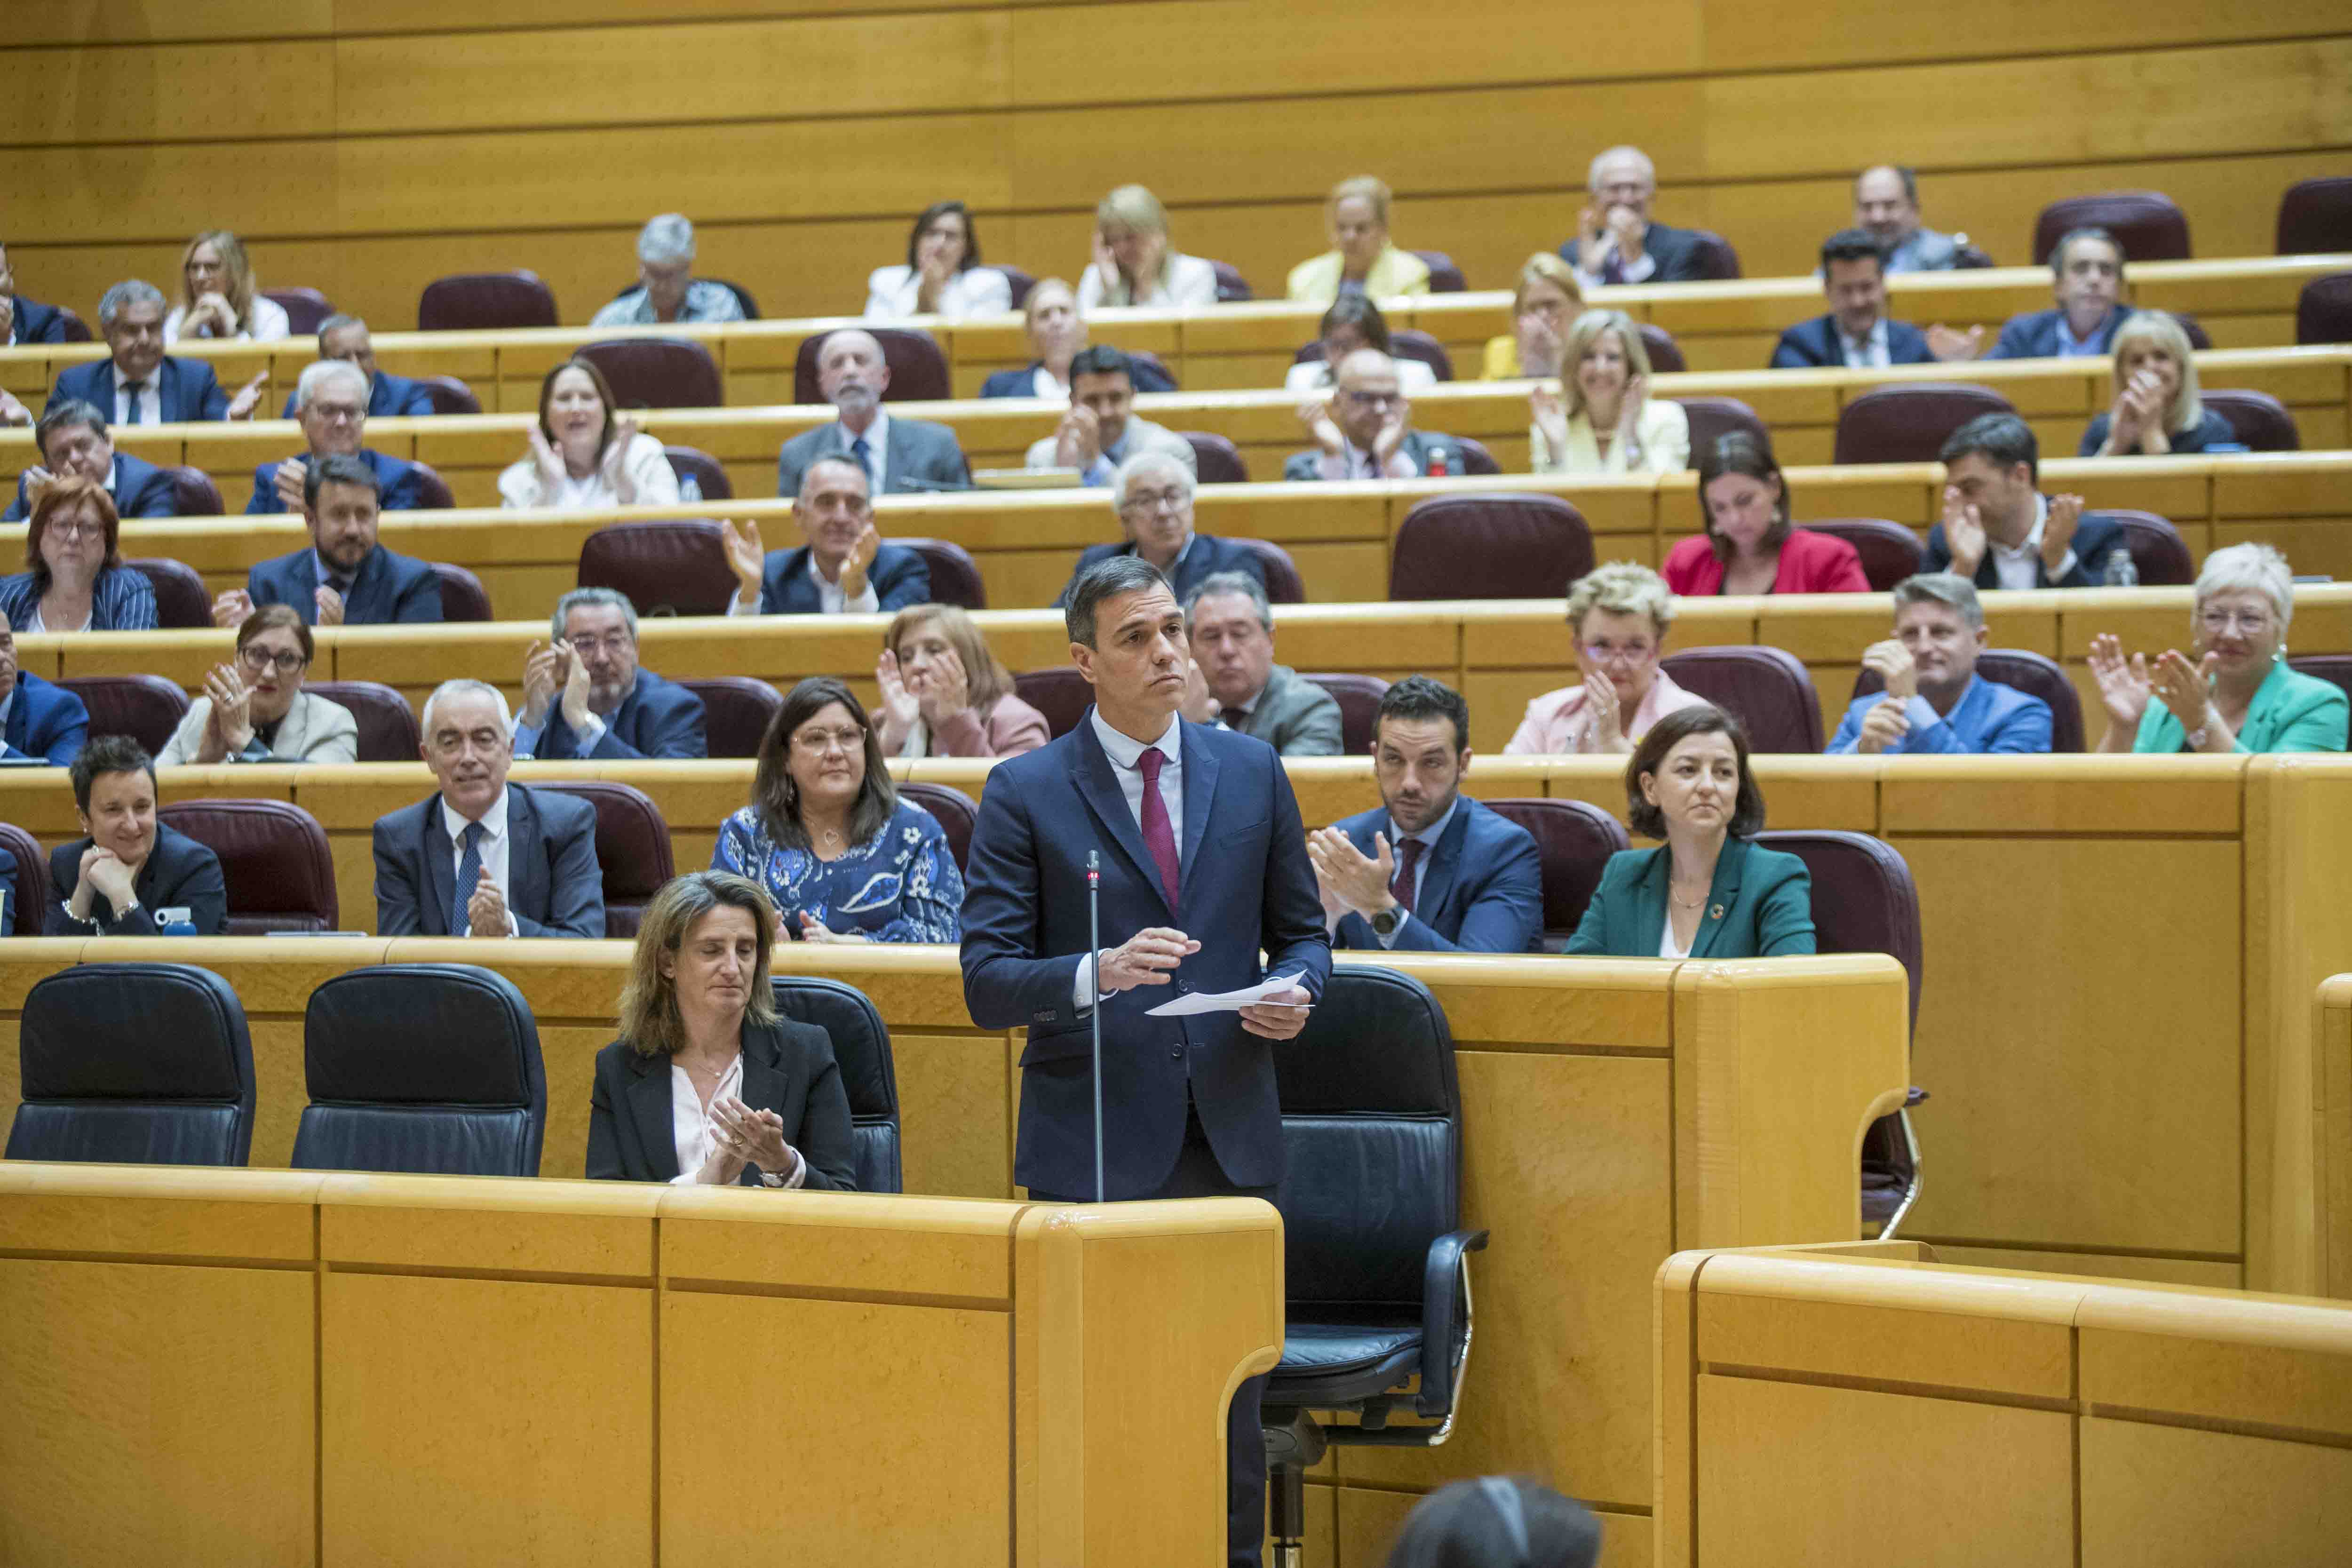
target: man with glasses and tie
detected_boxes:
[1308,675,1542,953]
[1051,450,1268,607]
[45,279,262,424]
[1283,349,1466,480]
[772,327,969,497]
[1558,144,1714,288]
[721,456,931,616]
[211,453,444,627]
[510,587,707,761]
[241,360,429,514]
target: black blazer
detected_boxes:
[1769,314,1936,369]
[43,824,228,936]
[585,1019,858,1187]
[1923,506,2125,590]
[10,295,71,345]
[1559,220,1711,282]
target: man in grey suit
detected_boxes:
[1182,571,1343,756]
[1283,349,1467,481]
[776,328,969,497]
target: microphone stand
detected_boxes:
[1088,851,1105,1203]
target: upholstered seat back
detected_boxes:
[307,681,419,762]
[680,677,782,758]
[157,798,339,933]
[1482,798,1630,948]
[1803,518,1923,591]
[8,963,255,1166]
[59,673,190,753]
[770,976,900,1193]
[578,519,737,618]
[529,780,674,938]
[1833,383,2015,465]
[1661,646,1825,752]
[1390,494,1594,600]
[576,337,723,409]
[792,328,949,404]
[898,782,978,875]
[1299,672,1388,755]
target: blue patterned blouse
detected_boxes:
[712,796,963,943]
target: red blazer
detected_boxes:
[1663,527,1870,596]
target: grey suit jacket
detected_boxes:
[1282,428,1464,481]
[776,415,969,496]
[1230,664,1344,756]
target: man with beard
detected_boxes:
[511,588,707,761]
[723,457,931,615]
[773,328,968,496]
[1826,573,2052,755]
[211,454,444,626]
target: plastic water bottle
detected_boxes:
[158,907,198,937]
[678,473,702,502]
[1425,446,1450,478]
[2103,547,2138,587]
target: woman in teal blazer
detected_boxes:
[1566,702,1816,959]
[2087,542,2350,756]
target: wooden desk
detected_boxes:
[2318,975,2352,1302]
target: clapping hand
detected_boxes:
[226,372,266,421]
[211,587,255,629]
[1855,699,1911,755]
[2086,632,2154,743]
[2150,648,2222,740]
[272,458,307,514]
[840,522,882,600]
[313,583,346,627]
[528,424,567,491]
[1940,491,1988,578]
[1179,656,1215,724]
[1371,396,1411,468]
[915,643,969,725]
[1615,374,1650,446]
[1298,395,1345,456]
[1860,637,1917,700]
[875,648,922,739]
[708,1094,796,1182]
[1053,402,1103,469]
[1306,826,1395,921]
[1582,670,1626,753]
[2042,493,2083,573]
[1529,383,1571,459]
[604,415,644,502]
[1927,324,1986,362]
[798,912,870,944]
[722,518,766,608]
[1515,312,1564,378]
[467,878,510,939]
[202,662,254,756]
[1605,204,1647,268]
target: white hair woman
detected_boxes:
[1529,309,1690,475]
[1504,561,1708,755]
[2079,312,2236,457]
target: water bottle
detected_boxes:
[2103,547,2138,588]
[1425,446,1450,478]
[678,473,702,502]
[158,906,198,937]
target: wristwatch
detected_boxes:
[1369,904,1405,939]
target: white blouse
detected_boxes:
[1076,252,1220,311]
[1658,911,1690,959]
[162,295,292,345]
[668,1053,806,1187]
[496,430,681,510]
[863,265,1014,321]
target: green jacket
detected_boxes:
[1565,836,1817,958]
[2134,660,2349,754]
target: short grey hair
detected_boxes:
[1184,571,1271,633]
[2193,542,2295,633]
[637,214,696,267]
[1065,555,1168,649]
[553,585,638,643]
[294,358,368,412]
[1587,144,1656,193]
[316,313,366,347]
[1112,448,1194,512]
[1891,571,1984,630]
[421,678,511,735]
[97,279,165,330]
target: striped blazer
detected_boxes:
[0,565,158,632]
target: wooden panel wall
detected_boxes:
[3,0,2346,332]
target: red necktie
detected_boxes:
[1390,836,1424,913]
[1136,747,1182,909]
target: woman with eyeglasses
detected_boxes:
[156,603,358,765]
[1505,562,1707,756]
[0,475,156,633]
[2087,542,2347,754]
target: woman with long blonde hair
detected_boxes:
[163,231,290,344]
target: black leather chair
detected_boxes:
[902,537,987,609]
[2032,192,2191,263]
[1183,431,1249,485]
[681,677,783,758]
[770,975,900,1193]
[127,557,213,628]
[2277,178,2352,255]
[2198,390,2300,452]
[2296,272,2352,347]
[7,963,255,1166]
[1261,966,1486,1564]
[291,965,547,1176]
[793,327,950,404]
[167,465,225,516]
[530,780,673,938]
[307,681,419,762]
[418,374,483,415]
[662,445,733,500]
[263,287,335,335]
[58,673,189,753]
[417,271,558,331]
[1481,798,1629,950]
[1013,667,1093,739]
[157,799,339,933]
[1233,538,1305,605]
[2090,510,2194,586]
[1660,646,1824,752]
[1854,648,2085,753]
[898,781,978,876]
[1299,673,1388,755]
[431,561,492,621]
[1412,250,1466,293]
[1833,383,2016,465]
[576,337,723,409]
[0,821,47,935]
[1804,519,1924,591]
[579,519,737,617]
[1391,495,1594,601]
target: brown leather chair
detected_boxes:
[792,327,949,405]
[306,681,419,763]
[2032,192,2190,263]
[263,288,335,335]
[2198,389,2300,452]
[1012,667,1094,739]
[898,781,979,874]
[1637,322,1686,373]
[1299,672,1388,755]
[901,538,986,609]
[157,798,338,934]
[1685,231,1743,280]
[2277,178,2352,255]
[1412,250,1466,293]
[54,308,93,343]
[576,338,723,409]
[1207,260,1254,302]
[1390,494,1594,600]
[127,557,212,629]
[0,822,48,935]
[1803,519,1924,592]
[530,780,673,938]
[1481,798,1630,951]
[2288,656,2352,709]
[1660,646,1822,752]
[1183,431,1249,485]
[661,446,733,500]
[430,562,492,621]
[1448,436,1501,477]
[2296,272,2352,346]
[680,677,782,759]
[406,462,455,510]
[59,674,189,753]
[1676,396,1768,459]
[1854,647,2084,753]
[1290,329,1454,383]
[1832,383,2015,465]
[418,375,482,416]
[417,271,558,331]
[2089,510,2193,586]
[994,266,1037,310]
[167,466,224,516]
[1232,538,1305,605]
[578,519,737,617]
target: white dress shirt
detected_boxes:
[1658,911,1690,958]
[1029,366,1070,400]
[1986,494,2076,591]
[1074,708,1185,1011]
[1838,318,1892,369]
[863,264,1014,321]
[1573,242,1657,290]
[441,788,517,937]
[1314,440,1419,481]
[113,373,161,427]
[667,1052,808,1187]
[162,294,291,345]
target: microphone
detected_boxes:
[1088,850,1105,1204]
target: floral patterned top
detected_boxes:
[712,796,963,943]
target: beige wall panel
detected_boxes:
[894,1029,1016,1198]
[1333,1485,1418,1564]
[336,0,1017,27]
[2079,1417,2352,1568]
[1701,0,2348,70]
[1696,1293,2072,1399]
[2081,1322,2352,1436]
[11,2,334,45]
[5,141,340,245]
[1925,1244,2242,1288]
[1,39,333,146]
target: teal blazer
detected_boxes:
[2134,661,2349,754]
[1565,836,1816,958]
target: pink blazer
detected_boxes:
[1662,527,1871,596]
[920,693,1050,758]
[1503,667,1710,755]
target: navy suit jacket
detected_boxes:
[243,448,427,514]
[517,668,707,761]
[757,543,930,614]
[10,296,71,345]
[48,355,229,422]
[5,453,178,523]
[980,359,1178,398]
[279,370,435,421]
[248,543,444,625]
[775,416,969,496]
[1559,220,1712,282]
[1051,533,1266,609]
[372,783,604,939]
[1328,797,1543,954]
[960,714,1333,1198]
[1,671,88,765]
[1769,315,1937,369]
[1986,304,2135,360]
[1923,507,2125,590]
[43,824,227,936]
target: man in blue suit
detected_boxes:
[4,401,179,522]
[1052,450,1267,608]
[245,361,429,514]
[0,611,89,765]
[45,280,261,424]
[960,554,1330,1566]
[1986,227,2136,360]
[1827,574,2053,755]
[723,457,930,616]
[278,316,437,419]
[511,588,706,761]
[1771,230,1944,370]
[2,242,72,345]
[1311,676,1542,952]
[213,454,444,628]
[1923,413,2124,590]
[1557,145,1716,285]
[774,328,969,497]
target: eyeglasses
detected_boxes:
[2198,609,2274,635]
[237,646,308,675]
[1120,487,1188,513]
[307,403,364,424]
[790,727,866,756]
[565,634,634,657]
[1581,639,1657,666]
[43,518,104,542]
[1343,390,1402,409]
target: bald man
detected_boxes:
[1283,349,1467,480]
[775,327,970,496]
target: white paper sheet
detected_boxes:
[1144,976,1310,1017]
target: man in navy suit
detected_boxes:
[1923,413,2123,590]
[961,554,1330,1566]
[1281,349,1468,480]
[45,280,261,424]
[1311,676,1542,953]
[212,454,444,628]
[774,328,969,497]
[1,243,72,345]
[1558,145,1715,285]
[1986,227,2136,360]
[511,588,707,761]
[245,360,429,514]
[1770,230,1944,370]
[1053,450,1267,608]
[0,610,89,765]
[4,401,179,522]
[373,679,604,939]
[723,456,930,616]
[278,316,437,419]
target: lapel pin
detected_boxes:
[1709,904,1725,920]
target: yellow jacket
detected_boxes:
[1285,246,1431,304]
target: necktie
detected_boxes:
[1135,748,1182,910]
[850,435,874,487]
[452,820,485,933]
[122,380,147,423]
[1390,836,1425,914]
[1600,248,1626,286]
[1218,706,1245,731]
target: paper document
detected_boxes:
[1144,976,1308,1017]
